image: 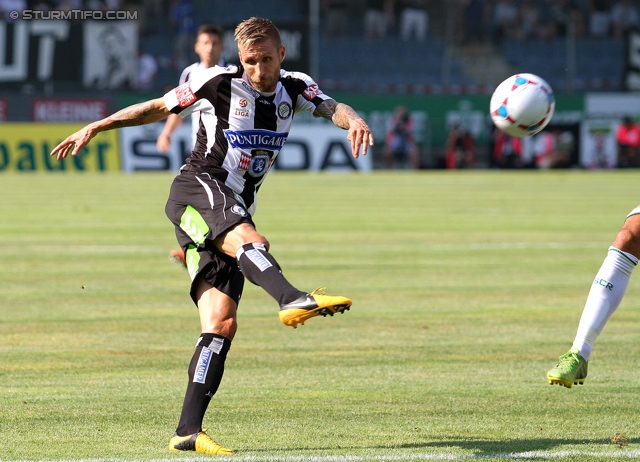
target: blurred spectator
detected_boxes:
[57,0,83,11]
[146,0,165,20]
[105,0,120,10]
[534,129,572,169]
[460,0,491,49]
[399,0,429,41]
[586,127,614,169]
[125,0,148,34]
[446,123,476,169]
[545,0,586,38]
[611,0,639,39]
[587,0,614,38]
[85,0,105,10]
[492,128,522,169]
[157,24,226,152]
[616,116,640,167]
[323,0,349,38]
[136,50,158,91]
[0,0,26,18]
[384,106,420,169]
[516,0,545,40]
[31,0,54,12]
[170,0,196,67]
[364,0,393,39]
[491,0,519,45]
[555,130,575,167]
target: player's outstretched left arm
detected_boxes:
[314,99,374,158]
[50,97,171,160]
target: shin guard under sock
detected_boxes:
[236,243,305,305]
[175,333,231,436]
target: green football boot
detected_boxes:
[547,348,588,388]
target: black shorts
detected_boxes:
[165,172,255,306]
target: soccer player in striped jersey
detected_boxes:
[156,24,227,267]
[51,17,373,455]
[157,23,227,154]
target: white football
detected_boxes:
[490,73,555,137]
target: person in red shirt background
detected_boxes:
[616,116,640,168]
[491,127,522,169]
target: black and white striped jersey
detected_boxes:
[163,64,332,215]
[178,59,227,147]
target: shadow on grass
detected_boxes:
[242,437,630,456]
[399,437,623,455]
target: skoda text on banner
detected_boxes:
[119,123,372,172]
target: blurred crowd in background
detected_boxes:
[1,0,639,170]
[1,0,637,54]
[1,0,637,38]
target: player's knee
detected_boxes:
[219,316,237,339]
[238,223,269,249]
[202,316,237,340]
[217,223,270,255]
[616,226,640,248]
[252,235,270,250]
[613,215,640,257]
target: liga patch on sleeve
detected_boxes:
[175,82,197,108]
[302,83,322,101]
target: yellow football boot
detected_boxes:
[279,287,351,328]
[168,429,233,455]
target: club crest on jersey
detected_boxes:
[302,83,322,101]
[249,151,271,177]
[224,129,289,150]
[231,204,248,217]
[278,102,292,119]
[175,82,197,107]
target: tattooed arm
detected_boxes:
[313,99,374,158]
[51,98,171,160]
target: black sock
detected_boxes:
[236,243,305,305]
[175,333,231,436]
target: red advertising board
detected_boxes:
[32,99,109,122]
[0,99,7,121]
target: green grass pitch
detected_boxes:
[1,170,639,461]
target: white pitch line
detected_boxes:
[5,449,640,462]
[427,241,607,251]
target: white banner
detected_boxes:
[585,93,640,118]
[119,122,372,172]
[580,119,618,168]
[83,21,137,89]
[278,124,372,171]
[119,122,190,172]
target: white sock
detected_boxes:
[572,247,637,360]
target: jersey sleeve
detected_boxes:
[163,66,225,118]
[281,70,332,114]
[298,81,332,114]
[178,64,194,85]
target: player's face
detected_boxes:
[195,33,223,68]
[238,38,285,93]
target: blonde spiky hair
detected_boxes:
[234,17,282,49]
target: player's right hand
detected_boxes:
[50,125,96,160]
[157,133,171,153]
